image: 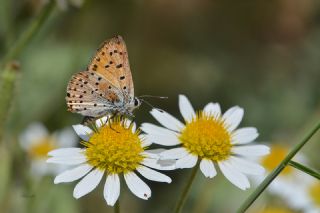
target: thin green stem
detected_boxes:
[0,1,55,68]
[174,162,199,213]
[237,120,320,213]
[0,63,19,140]
[114,200,120,213]
[289,160,320,180]
[0,1,55,141]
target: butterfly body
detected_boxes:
[66,36,141,119]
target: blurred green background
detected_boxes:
[0,0,320,212]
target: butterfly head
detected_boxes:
[122,97,141,117]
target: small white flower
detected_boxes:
[42,0,84,11]
[141,95,270,190]
[276,174,320,213]
[253,144,314,211]
[303,180,320,213]
[47,117,174,206]
[257,145,320,213]
[20,122,77,177]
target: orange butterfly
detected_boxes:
[66,36,141,120]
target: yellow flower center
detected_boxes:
[309,182,320,207]
[261,145,293,176]
[179,111,232,161]
[259,207,293,213]
[83,119,145,174]
[29,137,56,159]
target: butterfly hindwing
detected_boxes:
[66,71,123,117]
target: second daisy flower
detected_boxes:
[141,95,270,190]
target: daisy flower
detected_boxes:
[141,95,270,190]
[19,122,77,177]
[253,144,311,210]
[47,117,174,206]
[277,174,320,213]
[303,180,320,213]
[42,0,84,11]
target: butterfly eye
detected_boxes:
[134,98,140,107]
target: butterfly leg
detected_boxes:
[82,116,95,126]
[107,112,120,133]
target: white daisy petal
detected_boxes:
[124,172,151,200]
[123,119,136,132]
[176,153,198,169]
[48,148,84,157]
[144,132,181,146]
[137,166,171,183]
[227,156,265,175]
[222,106,244,132]
[203,102,221,118]
[232,145,270,156]
[47,155,87,165]
[141,123,179,136]
[54,164,93,184]
[150,108,184,131]
[159,147,189,160]
[140,134,152,147]
[72,125,93,141]
[144,148,166,154]
[104,174,120,206]
[218,161,250,190]
[141,158,176,171]
[140,124,164,136]
[200,159,217,178]
[95,116,109,128]
[179,94,196,123]
[231,127,259,144]
[73,168,104,199]
[142,151,160,159]
[19,122,49,150]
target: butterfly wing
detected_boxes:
[87,35,134,103]
[66,71,124,117]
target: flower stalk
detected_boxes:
[115,200,120,213]
[0,63,19,140]
[0,1,56,69]
[237,120,320,213]
[174,162,199,213]
[289,160,320,180]
[0,1,55,141]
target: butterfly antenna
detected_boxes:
[140,98,155,109]
[138,95,168,99]
[140,99,166,113]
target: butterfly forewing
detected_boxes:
[87,36,134,102]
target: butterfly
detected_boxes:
[66,35,141,120]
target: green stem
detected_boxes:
[0,1,55,68]
[174,163,199,213]
[0,1,55,141]
[289,160,320,180]
[237,120,320,213]
[0,63,19,140]
[114,200,120,213]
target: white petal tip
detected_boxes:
[73,193,81,199]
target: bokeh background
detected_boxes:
[0,0,320,212]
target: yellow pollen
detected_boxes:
[179,111,232,161]
[258,207,294,213]
[261,145,293,176]
[29,137,56,159]
[309,182,320,207]
[84,119,144,174]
